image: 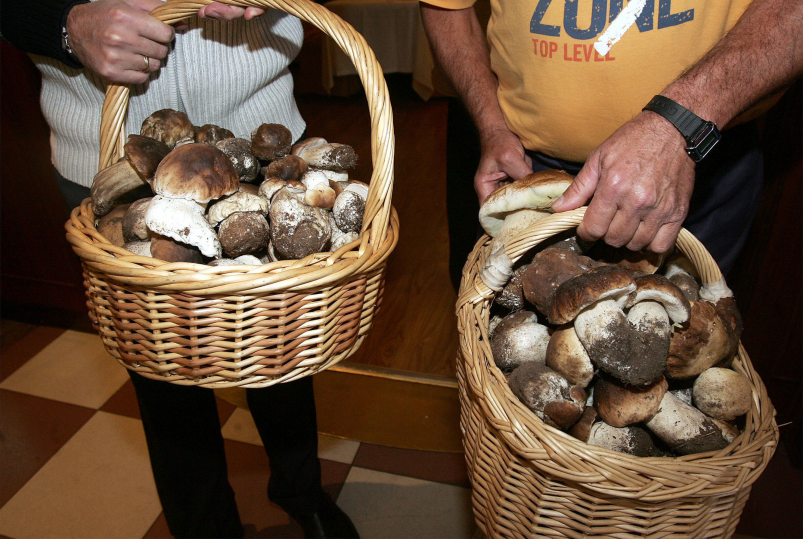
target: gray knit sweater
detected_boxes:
[32,10,306,188]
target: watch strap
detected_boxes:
[643,95,720,162]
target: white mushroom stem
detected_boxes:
[145,196,221,258]
[90,159,149,216]
[645,391,729,455]
[699,278,734,303]
[627,300,671,340]
[491,208,551,251]
[479,244,514,292]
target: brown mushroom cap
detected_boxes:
[626,273,691,325]
[218,212,271,258]
[195,124,234,145]
[150,235,204,263]
[264,155,308,183]
[269,187,332,259]
[594,375,668,427]
[521,247,598,317]
[124,134,170,180]
[667,300,733,379]
[549,265,635,326]
[151,143,239,203]
[495,264,529,312]
[96,204,129,247]
[508,362,586,431]
[140,109,195,149]
[121,197,153,243]
[586,422,659,457]
[692,367,752,421]
[251,123,293,161]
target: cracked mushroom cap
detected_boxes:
[140,109,195,149]
[478,170,573,243]
[151,143,239,204]
[508,362,586,431]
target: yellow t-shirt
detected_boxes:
[423,0,752,162]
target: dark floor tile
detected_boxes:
[0,319,36,353]
[101,378,141,420]
[0,324,65,381]
[321,458,352,502]
[142,513,172,539]
[0,389,95,506]
[352,442,470,489]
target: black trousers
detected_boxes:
[444,98,764,289]
[58,177,324,538]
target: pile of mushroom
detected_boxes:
[484,174,749,457]
[90,108,368,265]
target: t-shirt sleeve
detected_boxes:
[0,0,90,68]
[419,0,477,9]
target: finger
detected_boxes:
[551,158,600,212]
[576,197,617,242]
[604,211,642,249]
[244,7,267,19]
[503,158,533,182]
[625,220,660,252]
[647,222,683,254]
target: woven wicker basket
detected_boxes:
[64,0,398,388]
[455,208,778,539]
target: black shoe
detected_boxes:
[292,494,359,539]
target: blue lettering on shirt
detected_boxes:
[530,0,694,38]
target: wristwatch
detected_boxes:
[643,95,720,162]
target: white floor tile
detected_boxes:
[0,411,161,539]
[221,408,360,464]
[0,330,130,409]
[336,466,475,539]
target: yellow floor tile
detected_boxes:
[0,411,161,539]
[0,330,130,409]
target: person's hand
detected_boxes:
[66,0,174,84]
[475,128,534,204]
[550,112,696,254]
[198,3,267,20]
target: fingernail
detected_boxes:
[552,196,564,208]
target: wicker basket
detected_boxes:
[64,0,398,388]
[455,208,778,539]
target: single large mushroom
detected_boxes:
[644,391,730,455]
[666,299,736,379]
[490,310,551,371]
[145,143,239,258]
[269,185,332,259]
[251,123,293,162]
[216,138,260,183]
[692,367,752,421]
[594,375,668,427]
[294,140,358,172]
[478,170,573,250]
[521,247,598,317]
[545,324,595,388]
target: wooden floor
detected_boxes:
[296,78,460,379]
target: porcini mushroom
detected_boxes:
[121,197,153,243]
[140,109,195,149]
[216,138,260,183]
[218,211,271,258]
[521,247,598,317]
[251,123,292,162]
[508,362,587,430]
[269,186,332,259]
[644,391,730,455]
[478,170,573,249]
[207,191,269,227]
[332,189,366,232]
[545,324,595,387]
[264,154,308,183]
[593,375,668,427]
[490,310,551,371]
[294,141,358,172]
[195,124,233,145]
[692,367,752,421]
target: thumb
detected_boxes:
[551,160,600,212]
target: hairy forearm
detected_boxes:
[419,4,508,139]
[662,0,803,127]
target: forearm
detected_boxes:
[419,3,508,140]
[661,0,803,127]
[0,0,89,67]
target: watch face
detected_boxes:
[687,122,720,162]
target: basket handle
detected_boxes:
[98,0,395,245]
[460,207,725,307]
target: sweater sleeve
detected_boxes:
[0,0,90,68]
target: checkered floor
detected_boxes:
[0,323,476,539]
[1,320,799,539]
